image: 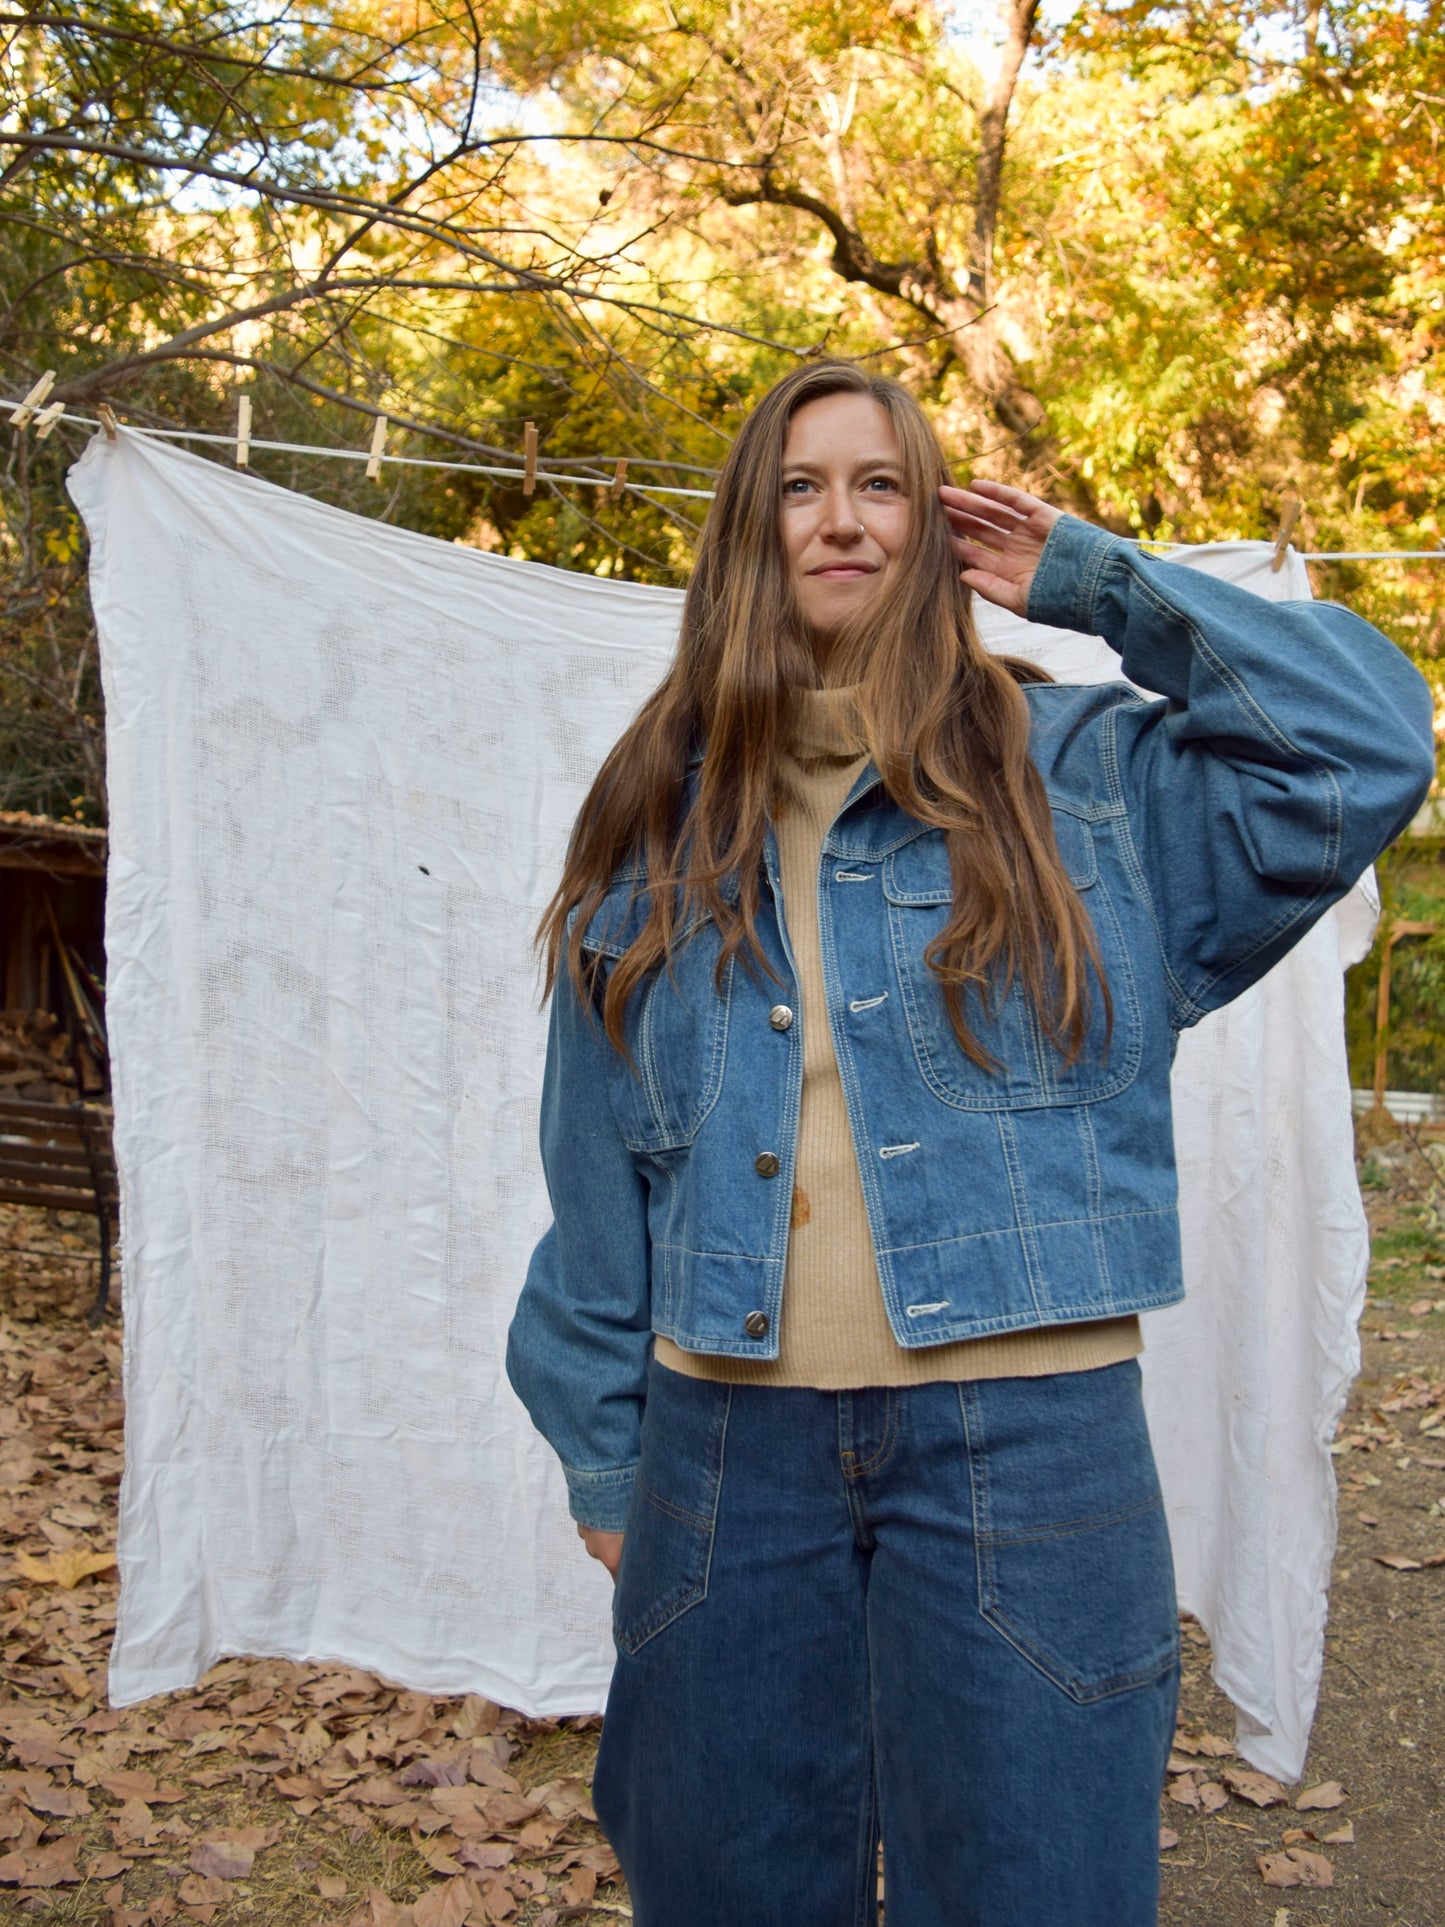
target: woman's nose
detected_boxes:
[819,490,862,540]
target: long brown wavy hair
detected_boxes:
[538,359,1106,1070]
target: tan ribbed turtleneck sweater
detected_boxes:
[655,688,1140,1388]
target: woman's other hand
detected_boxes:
[578,1525,625,1579]
[938,479,1062,619]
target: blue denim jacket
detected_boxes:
[507,515,1436,1530]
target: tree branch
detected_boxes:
[973,0,1041,301]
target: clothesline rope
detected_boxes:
[9,393,1445,559]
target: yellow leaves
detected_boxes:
[12,1544,116,1588]
[42,517,82,566]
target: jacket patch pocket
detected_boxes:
[634,940,732,1149]
[964,1366,1179,1704]
[882,815,1140,1111]
[613,1370,731,1657]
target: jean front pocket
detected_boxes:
[613,1366,731,1657]
[963,1363,1180,1704]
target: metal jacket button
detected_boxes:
[754,1151,781,1178]
[744,1310,769,1338]
[769,1004,794,1032]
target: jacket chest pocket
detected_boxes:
[581,874,733,1152]
[881,814,1140,1111]
[585,930,731,1153]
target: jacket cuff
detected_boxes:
[564,1462,636,1533]
[1026,512,1129,640]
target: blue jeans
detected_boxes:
[593,1357,1180,1927]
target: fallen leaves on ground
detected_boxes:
[1295,1779,1347,1811]
[13,1544,117,1588]
[1221,1767,1290,1809]
[1257,1846,1335,1888]
[0,1209,625,1924]
[1371,1550,1445,1571]
[1170,1729,1235,1758]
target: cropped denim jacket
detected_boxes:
[506,514,1436,1530]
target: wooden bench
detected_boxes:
[0,1097,119,1321]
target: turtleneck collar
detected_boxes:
[790,685,866,762]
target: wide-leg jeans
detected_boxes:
[593,1356,1180,1927]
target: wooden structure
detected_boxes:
[0,810,107,1092]
[0,812,114,1313]
[0,1097,118,1318]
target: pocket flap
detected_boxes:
[882,814,1096,904]
[579,871,716,961]
[882,832,952,906]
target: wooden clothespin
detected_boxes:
[10,370,56,431]
[1271,497,1302,572]
[523,420,538,497]
[366,414,387,482]
[96,404,118,440]
[33,401,66,441]
[235,392,252,468]
[609,457,628,503]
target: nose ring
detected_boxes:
[856,522,865,538]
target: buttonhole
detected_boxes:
[849,993,888,1013]
[834,869,874,883]
[906,1300,950,1318]
[418,865,430,875]
[879,1142,920,1160]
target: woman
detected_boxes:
[506,361,1434,1926]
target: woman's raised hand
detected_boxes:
[938,479,1062,619]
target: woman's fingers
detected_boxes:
[939,493,1031,542]
[938,481,1060,616]
[943,514,1025,555]
[958,476,1046,512]
[938,481,1059,544]
[577,1522,625,1578]
[959,567,1029,618]
[939,480,1036,516]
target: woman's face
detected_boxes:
[779,392,911,652]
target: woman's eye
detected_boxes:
[782,478,813,496]
[865,475,900,492]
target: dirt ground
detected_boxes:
[1158,1121,1445,1927]
[0,1118,1441,1927]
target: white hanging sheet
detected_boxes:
[70,431,1370,1780]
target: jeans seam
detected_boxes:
[613,1381,731,1656]
[978,1489,1165,1546]
[633,1474,714,1532]
[853,1710,879,1927]
[844,1390,899,1482]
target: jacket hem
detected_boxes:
[655,1283,1186,1357]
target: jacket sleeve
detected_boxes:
[506,963,652,1532]
[1027,515,1437,1028]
